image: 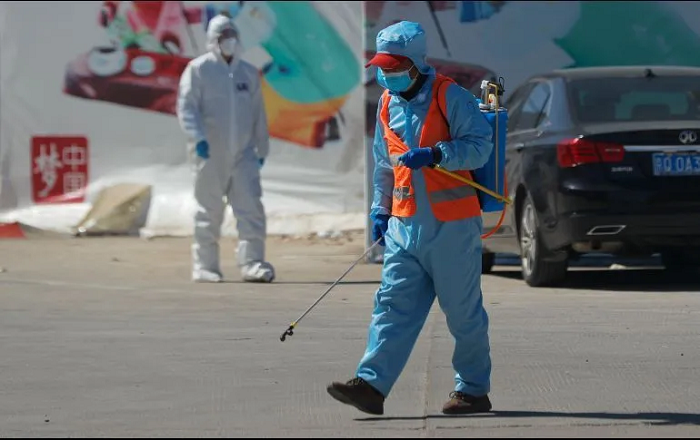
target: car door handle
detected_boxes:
[513,142,526,151]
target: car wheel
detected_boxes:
[482,252,495,274]
[661,250,700,272]
[519,196,568,287]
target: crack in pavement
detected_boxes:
[420,312,438,437]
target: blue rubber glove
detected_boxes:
[398,147,438,170]
[371,213,390,246]
[258,158,265,169]
[195,140,209,159]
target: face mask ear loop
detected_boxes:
[408,65,419,88]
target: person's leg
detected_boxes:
[192,159,226,282]
[327,223,436,414]
[355,239,436,396]
[228,160,273,282]
[427,218,492,413]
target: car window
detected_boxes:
[505,83,531,109]
[514,82,551,131]
[568,76,700,123]
[504,83,535,131]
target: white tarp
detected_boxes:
[0,1,365,237]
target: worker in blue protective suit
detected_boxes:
[177,14,275,283]
[327,21,495,416]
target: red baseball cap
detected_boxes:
[365,52,412,69]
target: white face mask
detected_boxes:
[219,37,238,57]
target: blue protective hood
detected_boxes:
[375,21,430,73]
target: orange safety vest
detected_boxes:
[379,73,482,222]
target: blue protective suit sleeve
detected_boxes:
[370,95,394,218]
[177,62,207,143]
[436,84,494,171]
[251,73,270,159]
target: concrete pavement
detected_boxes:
[1,234,699,437]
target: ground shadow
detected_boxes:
[491,254,700,292]
[356,410,700,426]
[489,268,700,292]
[221,280,379,286]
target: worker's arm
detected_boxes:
[251,71,270,160]
[371,95,394,218]
[176,62,207,143]
[436,84,493,171]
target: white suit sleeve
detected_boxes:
[177,63,206,143]
[251,73,270,159]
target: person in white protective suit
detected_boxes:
[177,14,275,283]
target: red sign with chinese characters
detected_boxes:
[31,136,89,204]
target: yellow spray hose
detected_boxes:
[494,84,500,196]
[432,165,511,205]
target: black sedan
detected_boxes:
[481,66,700,287]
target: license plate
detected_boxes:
[652,153,700,176]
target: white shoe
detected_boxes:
[241,261,275,283]
[192,270,223,283]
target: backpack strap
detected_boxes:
[434,74,454,128]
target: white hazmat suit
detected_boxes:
[177,15,275,283]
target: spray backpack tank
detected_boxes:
[473,78,508,214]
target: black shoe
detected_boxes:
[442,391,492,415]
[327,377,385,415]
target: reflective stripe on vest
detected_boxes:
[379,73,482,222]
[430,185,477,204]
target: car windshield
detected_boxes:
[567,76,700,123]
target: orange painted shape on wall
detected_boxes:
[261,77,347,149]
